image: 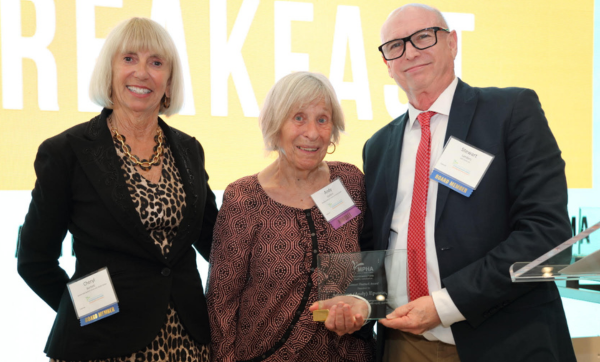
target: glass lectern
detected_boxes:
[510,221,600,282]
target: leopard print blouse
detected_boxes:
[52,131,209,362]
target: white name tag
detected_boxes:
[310,178,361,229]
[67,267,119,326]
[430,136,494,197]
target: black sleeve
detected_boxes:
[192,141,218,261]
[443,89,571,327]
[17,137,72,311]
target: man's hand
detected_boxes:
[378,296,441,335]
[309,296,369,336]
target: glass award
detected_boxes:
[510,219,600,282]
[314,249,405,321]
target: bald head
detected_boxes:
[381,4,448,42]
[378,3,457,110]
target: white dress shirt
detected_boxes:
[387,77,466,345]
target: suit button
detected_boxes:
[161,268,171,276]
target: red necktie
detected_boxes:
[407,111,435,301]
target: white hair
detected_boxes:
[259,72,345,153]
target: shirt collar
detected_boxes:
[407,77,458,128]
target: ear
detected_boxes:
[448,30,458,59]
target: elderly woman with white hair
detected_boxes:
[17,17,217,361]
[207,71,375,362]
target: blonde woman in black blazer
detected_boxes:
[17,18,217,361]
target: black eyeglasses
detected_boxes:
[378,27,450,61]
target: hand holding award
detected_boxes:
[309,296,369,335]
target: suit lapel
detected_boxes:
[162,122,204,262]
[385,114,409,201]
[434,79,478,226]
[382,114,409,246]
[67,108,167,264]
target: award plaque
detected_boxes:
[314,250,405,321]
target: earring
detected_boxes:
[327,142,336,154]
[162,95,171,109]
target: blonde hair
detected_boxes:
[259,72,345,152]
[89,17,184,117]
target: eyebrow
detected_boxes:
[122,50,166,59]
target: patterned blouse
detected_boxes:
[207,162,375,362]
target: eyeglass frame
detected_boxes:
[378,27,451,61]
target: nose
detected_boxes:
[303,119,319,140]
[133,62,149,79]
[404,40,420,60]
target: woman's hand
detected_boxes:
[309,296,369,336]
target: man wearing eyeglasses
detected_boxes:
[362,3,576,362]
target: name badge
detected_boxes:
[429,136,494,197]
[311,178,361,230]
[67,267,119,326]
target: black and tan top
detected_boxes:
[52,133,209,362]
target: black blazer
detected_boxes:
[363,80,576,362]
[17,108,218,360]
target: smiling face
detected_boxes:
[111,49,171,117]
[278,98,333,172]
[381,6,457,104]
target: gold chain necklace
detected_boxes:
[109,115,164,171]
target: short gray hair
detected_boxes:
[259,72,345,152]
[89,17,184,116]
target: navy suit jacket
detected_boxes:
[363,80,576,362]
[17,108,218,360]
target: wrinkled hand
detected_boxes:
[309,296,369,336]
[378,296,441,335]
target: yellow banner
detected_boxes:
[0,0,592,190]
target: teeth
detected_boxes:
[298,147,318,151]
[127,86,151,94]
